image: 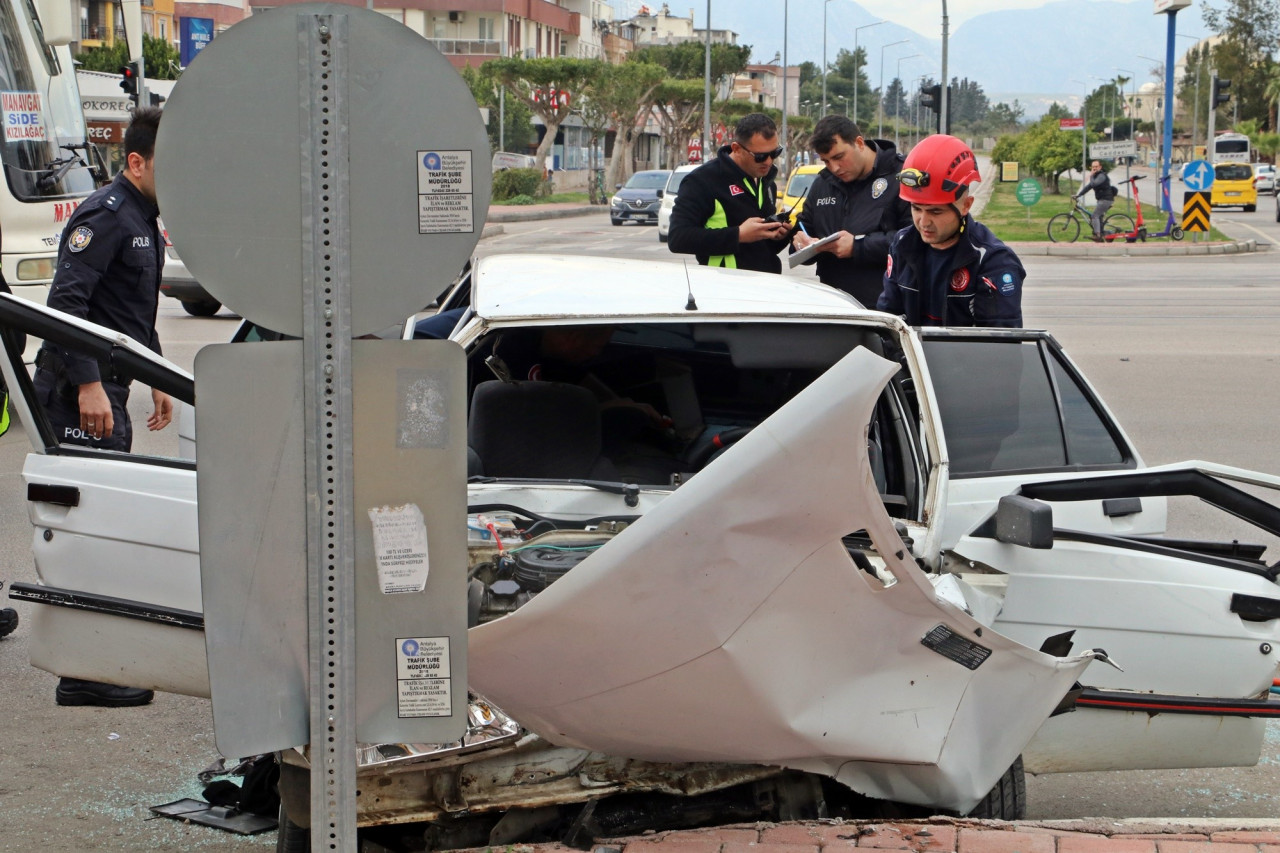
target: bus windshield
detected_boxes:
[0,0,96,201]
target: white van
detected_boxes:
[657,164,700,242]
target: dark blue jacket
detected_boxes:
[46,172,164,385]
[877,217,1024,328]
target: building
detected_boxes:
[732,63,799,115]
[75,0,178,50]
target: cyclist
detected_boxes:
[1075,160,1117,242]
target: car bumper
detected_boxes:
[612,207,659,220]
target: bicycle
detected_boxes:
[1045,195,1135,242]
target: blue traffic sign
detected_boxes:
[1183,160,1215,192]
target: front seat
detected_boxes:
[468,380,617,480]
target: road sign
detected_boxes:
[1015,178,1042,206]
[1154,0,1192,12]
[1182,191,1211,233]
[1183,160,1215,192]
[1059,118,1085,130]
[1089,141,1138,160]
[688,137,701,162]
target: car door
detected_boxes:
[914,329,1280,774]
[0,294,207,697]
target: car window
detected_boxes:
[625,172,670,190]
[786,173,818,198]
[922,338,1129,477]
[1216,164,1252,181]
[666,170,693,194]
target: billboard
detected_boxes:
[180,17,214,67]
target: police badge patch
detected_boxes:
[68,226,93,253]
[871,177,889,199]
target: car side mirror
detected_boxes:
[656,189,663,198]
[994,495,1054,549]
[615,183,623,190]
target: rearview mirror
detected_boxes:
[994,495,1053,549]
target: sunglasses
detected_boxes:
[898,167,966,199]
[741,145,784,163]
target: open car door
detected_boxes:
[916,330,1280,774]
[0,294,207,696]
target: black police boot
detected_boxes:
[0,608,17,639]
[56,677,154,708]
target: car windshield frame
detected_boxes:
[625,172,670,190]
[1215,164,1253,181]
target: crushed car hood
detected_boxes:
[469,346,1100,814]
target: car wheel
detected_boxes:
[611,217,623,226]
[966,756,1026,820]
[658,231,668,243]
[276,803,308,853]
[1275,198,1280,223]
[182,300,221,317]
[1245,204,1256,212]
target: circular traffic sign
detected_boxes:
[1182,159,1216,192]
[155,4,491,337]
[1015,178,1043,207]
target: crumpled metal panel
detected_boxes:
[469,347,1099,814]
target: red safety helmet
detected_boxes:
[897,134,981,205]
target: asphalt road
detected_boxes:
[1,208,1278,850]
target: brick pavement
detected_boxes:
[448,820,1280,853]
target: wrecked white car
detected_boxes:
[2,253,1279,850]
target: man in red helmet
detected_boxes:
[876,135,1024,327]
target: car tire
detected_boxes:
[1245,204,1256,212]
[658,231,668,243]
[182,300,221,317]
[611,217,623,226]
[966,756,1026,820]
[276,803,308,853]
[1275,198,1280,223]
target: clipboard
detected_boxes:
[788,232,842,268]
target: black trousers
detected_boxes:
[32,369,133,452]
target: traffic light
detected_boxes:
[1212,76,1231,108]
[920,83,941,111]
[148,91,165,107]
[119,62,140,102]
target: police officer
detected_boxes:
[34,106,171,707]
[667,113,791,273]
[790,115,911,307]
[877,134,1025,327]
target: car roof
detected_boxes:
[470,254,891,324]
[794,164,824,173]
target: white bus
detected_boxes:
[1212,131,1252,163]
[0,0,102,304]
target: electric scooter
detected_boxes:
[1102,176,1146,243]
[1147,174,1186,240]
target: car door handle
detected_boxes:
[28,483,80,507]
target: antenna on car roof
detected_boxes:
[683,261,698,311]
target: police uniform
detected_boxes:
[34,172,164,451]
[792,140,912,307]
[667,145,791,273]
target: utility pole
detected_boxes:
[821,0,834,115]
[939,0,949,134]
[851,21,884,129]
[703,0,711,163]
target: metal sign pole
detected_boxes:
[300,12,358,849]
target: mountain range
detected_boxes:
[613,0,1214,117]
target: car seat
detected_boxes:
[468,380,617,481]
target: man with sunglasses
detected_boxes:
[790,115,912,307]
[668,113,791,273]
[877,134,1024,327]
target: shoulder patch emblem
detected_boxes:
[729,184,744,196]
[871,177,889,199]
[68,226,93,253]
[885,256,893,277]
[950,268,970,293]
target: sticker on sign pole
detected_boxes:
[418,149,475,233]
[369,503,430,593]
[396,636,453,718]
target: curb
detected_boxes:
[486,205,603,223]
[1008,238,1258,257]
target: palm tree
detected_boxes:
[1265,65,1280,134]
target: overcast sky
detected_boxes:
[829,0,1049,30]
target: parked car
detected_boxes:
[3,257,1280,848]
[609,169,670,226]
[160,239,223,317]
[1210,162,1257,211]
[777,163,823,224]
[656,164,699,242]
[1253,163,1275,194]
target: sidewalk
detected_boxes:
[450,818,1280,853]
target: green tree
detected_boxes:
[581,61,665,188]
[460,65,534,158]
[630,42,751,82]
[652,78,707,169]
[1202,0,1280,128]
[992,114,1089,193]
[486,57,604,174]
[74,34,182,79]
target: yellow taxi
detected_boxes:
[777,164,824,224]
[1209,162,1258,211]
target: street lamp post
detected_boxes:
[840,95,850,117]
[1175,34,1201,157]
[781,0,789,175]
[1137,54,1165,172]
[821,0,835,115]
[894,54,921,148]
[703,0,711,165]
[1070,77,1088,180]
[878,39,909,137]
[1114,67,1138,213]
[852,21,885,128]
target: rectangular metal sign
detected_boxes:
[1089,141,1138,160]
[1154,0,1192,12]
[1059,118,1084,130]
[1182,191,1210,233]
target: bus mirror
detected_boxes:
[32,0,76,46]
